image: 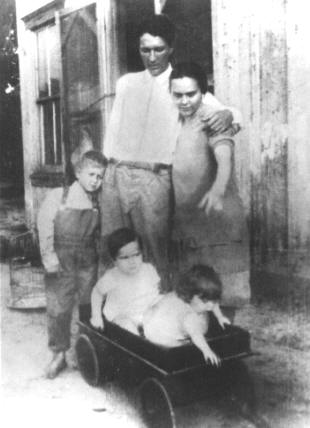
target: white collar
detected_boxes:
[65,181,93,207]
[71,180,87,195]
[144,64,172,84]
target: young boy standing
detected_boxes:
[37,150,107,379]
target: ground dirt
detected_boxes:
[1,190,310,428]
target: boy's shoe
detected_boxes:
[45,352,67,379]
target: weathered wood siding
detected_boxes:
[287,2,310,279]
[16,0,310,288]
[212,0,310,285]
[16,3,42,228]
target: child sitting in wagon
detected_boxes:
[90,227,162,334]
[143,264,231,366]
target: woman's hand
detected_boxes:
[198,143,232,216]
[198,189,224,216]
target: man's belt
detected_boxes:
[109,158,171,174]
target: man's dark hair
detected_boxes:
[170,62,208,94]
[176,264,222,303]
[138,14,175,47]
[107,227,143,260]
[74,150,107,173]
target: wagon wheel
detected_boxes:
[139,377,176,428]
[75,334,101,386]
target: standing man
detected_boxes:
[100,14,240,287]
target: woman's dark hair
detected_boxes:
[138,14,175,47]
[107,227,143,260]
[170,62,208,94]
[176,264,222,303]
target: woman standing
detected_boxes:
[170,62,250,307]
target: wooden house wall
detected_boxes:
[16,0,310,291]
[212,0,310,292]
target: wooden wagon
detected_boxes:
[76,308,259,428]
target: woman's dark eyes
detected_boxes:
[118,252,141,260]
[140,48,165,53]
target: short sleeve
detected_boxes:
[95,270,115,295]
[141,264,161,300]
[145,263,160,286]
[208,128,235,151]
[203,92,243,126]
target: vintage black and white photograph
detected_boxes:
[1,0,310,427]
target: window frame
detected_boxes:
[23,0,65,174]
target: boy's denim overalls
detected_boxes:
[45,188,99,353]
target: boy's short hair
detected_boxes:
[176,264,222,303]
[138,14,175,47]
[74,150,107,173]
[170,62,208,94]
[107,227,143,260]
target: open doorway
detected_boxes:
[115,0,213,91]
[163,0,213,92]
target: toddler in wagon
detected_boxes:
[90,227,162,334]
[143,264,231,366]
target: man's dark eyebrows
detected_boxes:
[172,90,197,96]
[140,46,166,51]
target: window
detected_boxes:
[23,0,65,172]
[23,0,102,182]
[36,23,62,166]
